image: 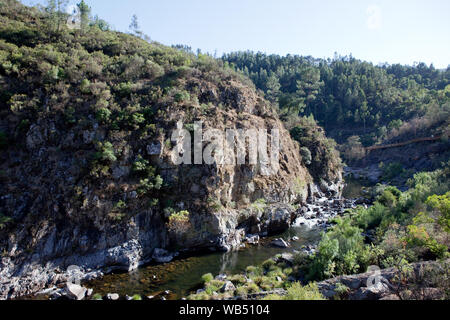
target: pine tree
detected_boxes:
[46,0,68,33]
[77,0,91,32]
[129,14,143,38]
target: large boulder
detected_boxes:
[64,283,87,301]
[271,238,290,248]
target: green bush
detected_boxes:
[96,107,111,124]
[307,217,368,280]
[264,283,325,300]
[300,147,312,165]
[80,79,91,94]
[0,213,13,229]
[381,162,404,181]
[201,273,214,284]
[93,141,117,163]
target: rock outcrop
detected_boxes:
[0,1,344,299]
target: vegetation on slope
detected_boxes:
[188,165,450,300]
[222,52,450,158]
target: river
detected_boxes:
[86,225,323,300]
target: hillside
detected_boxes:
[0,0,343,299]
[222,51,450,169]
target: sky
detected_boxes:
[22,0,450,68]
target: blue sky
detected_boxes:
[22,0,450,68]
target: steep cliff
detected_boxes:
[0,1,343,299]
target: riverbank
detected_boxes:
[24,193,359,301]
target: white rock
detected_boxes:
[221,281,236,293]
[106,293,120,300]
[271,238,290,248]
[65,283,87,300]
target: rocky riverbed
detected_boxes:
[22,193,360,301]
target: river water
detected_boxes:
[86,225,322,300]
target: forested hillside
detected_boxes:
[223,52,450,149]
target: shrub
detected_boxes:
[167,210,191,240]
[132,155,153,177]
[235,286,248,298]
[174,90,190,103]
[284,283,325,300]
[201,273,214,284]
[264,283,325,300]
[251,199,267,213]
[308,218,368,280]
[230,274,247,285]
[91,293,103,300]
[137,176,163,195]
[80,79,91,94]
[354,202,389,230]
[426,192,450,233]
[0,213,13,229]
[93,141,117,163]
[96,107,111,124]
[262,259,276,271]
[381,162,404,181]
[300,147,312,165]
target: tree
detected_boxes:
[77,0,91,32]
[129,14,143,38]
[46,0,68,33]
[360,101,370,133]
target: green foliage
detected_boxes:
[307,217,369,280]
[426,192,450,233]
[96,107,111,124]
[173,90,190,103]
[201,273,214,284]
[264,283,325,300]
[0,213,13,229]
[137,175,163,195]
[224,52,450,147]
[250,198,267,213]
[167,210,191,241]
[80,79,91,94]
[300,147,312,165]
[93,141,116,163]
[91,293,103,300]
[229,274,247,285]
[262,259,276,271]
[132,155,153,177]
[380,162,405,181]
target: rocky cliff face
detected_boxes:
[0,1,343,299]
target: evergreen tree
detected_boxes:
[77,0,91,32]
[129,14,143,38]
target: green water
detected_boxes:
[342,177,373,199]
[86,225,322,299]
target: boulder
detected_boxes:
[271,238,290,248]
[221,281,236,293]
[349,279,390,300]
[147,142,162,156]
[152,248,174,263]
[215,274,227,281]
[246,234,260,245]
[64,283,87,300]
[106,293,120,301]
[276,253,294,265]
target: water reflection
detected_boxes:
[86,225,322,299]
